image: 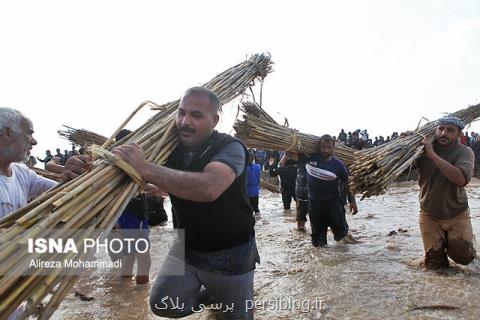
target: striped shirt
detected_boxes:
[0,163,57,219]
[299,154,348,202]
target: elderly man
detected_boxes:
[0,107,89,320]
[416,116,477,269]
[0,107,89,219]
[113,87,258,319]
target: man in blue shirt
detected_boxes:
[246,151,261,213]
[290,135,357,246]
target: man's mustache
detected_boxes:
[179,126,195,134]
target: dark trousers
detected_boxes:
[249,196,259,213]
[281,190,296,209]
[296,199,308,222]
[308,197,348,245]
[150,255,254,319]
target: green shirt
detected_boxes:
[417,141,474,219]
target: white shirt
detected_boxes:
[0,163,57,219]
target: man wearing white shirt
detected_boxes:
[1,107,92,320]
[0,107,88,219]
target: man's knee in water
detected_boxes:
[448,238,477,265]
[425,248,449,270]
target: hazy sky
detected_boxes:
[1,0,479,160]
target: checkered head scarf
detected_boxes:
[436,116,465,130]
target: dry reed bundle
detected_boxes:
[58,126,108,147]
[240,101,278,124]
[0,53,272,320]
[234,102,355,166]
[350,103,480,199]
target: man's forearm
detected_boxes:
[45,162,64,174]
[430,153,467,186]
[346,185,356,204]
[141,163,220,202]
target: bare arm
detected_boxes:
[112,143,236,202]
[141,161,235,202]
[45,161,64,174]
[428,154,466,186]
[45,155,92,181]
[345,182,358,214]
[422,139,467,186]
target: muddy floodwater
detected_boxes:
[52,179,480,319]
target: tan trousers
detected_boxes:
[419,209,476,269]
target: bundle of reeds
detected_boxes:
[0,53,272,320]
[234,102,355,166]
[58,126,108,147]
[349,103,480,199]
[240,101,278,124]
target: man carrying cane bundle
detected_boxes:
[411,116,478,270]
[113,87,259,319]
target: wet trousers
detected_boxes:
[308,197,348,245]
[296,198,308,222]
[419,209,476,269]
[281,190,296,209]
[248,196,259,213]
[150,253,254,319]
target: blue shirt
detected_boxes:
[300,154,348,202]
[246,163,261,197]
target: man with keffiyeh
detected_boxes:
[415,116,478,270]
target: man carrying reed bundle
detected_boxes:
[0,108,88,217]
[0,107,87,318]
[0,108,57,219]
[113,87,259,319]
[409,116,477,270]
[288,135,358,247]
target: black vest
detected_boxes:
[166,131,255,252]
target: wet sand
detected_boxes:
[52,179,480,319]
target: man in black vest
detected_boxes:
[113,87,258,319]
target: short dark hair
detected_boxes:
[181,86,220,113]
[248,151,255,164]
[319,134,335,146]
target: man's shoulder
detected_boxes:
[214,140,246,156]
[11,162,32,174]
[9,163,37,183]
[211,132,246,153]
[452,142,474,157]
[210,136,247,177]
[331,155,345,165]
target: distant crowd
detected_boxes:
[336,128,399,150]
[25,144,86,168]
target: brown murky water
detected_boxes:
[51,179,480,319]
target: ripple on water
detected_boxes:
[51,181,480,319]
